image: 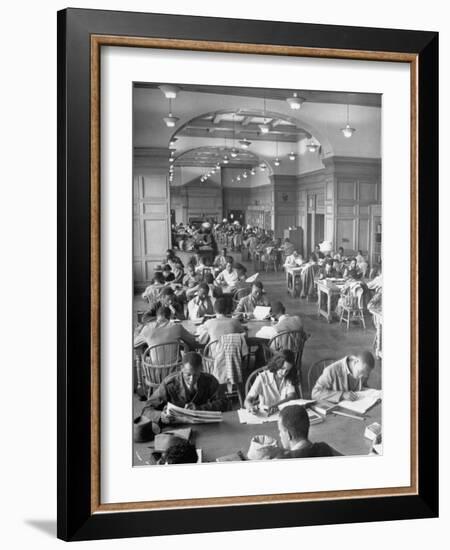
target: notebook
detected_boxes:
[339,389,382,414]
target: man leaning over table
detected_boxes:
[311,350,375,403]
[141,351,227,425]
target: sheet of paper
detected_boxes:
[254,325,277,339]
[339,389,382,414]
[245,272,259,283]
[237,408,279,424]
[253,306,271,320]
[278,399,315,410]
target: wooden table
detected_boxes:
[182,319,273,346]
[285,266,303,297]
[316,279,346,322]
[134,404,381,465]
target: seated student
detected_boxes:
[141,351,227,424]
[213,248,228,272]
[245,350,298,415]
[135,306,197,350]
[343,258,363,280]
[284,250,304,268]
[271,301,303,333]
[198,297,244,345]
[282,238,295,257]
[233,263,248,288]
[194,255,208,276]
[319,258,342,279]
[314,244,325,259]
[234,281,270,317]
[182,263,197,287]
[143,286,185,322]
[214,256,239,290]
[161,264,176,283]
[187,282,215,320]
[204,272,221,298]
[311,350,375,403]
[300,254,319,298]
[164,248,184,270]
[277,405,340,458]
[355,249,365,266]
[334,246,345,262]
[141,272,166,302]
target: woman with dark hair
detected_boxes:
[245,350,298,415]
[344,257,363,280]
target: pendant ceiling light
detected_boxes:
[239,138,251,149]
[274,138,281,167]
[340,103,356,138]
[159,85,180,99]
[286,92,304,110]
[259,163,267,171]
[307,140,320,153]
[242,171,248,179]
[288,151,296,161]
[163,98,179,128]
[259,97,270,134]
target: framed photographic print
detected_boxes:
[57,8,438,542]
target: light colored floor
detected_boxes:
[133,252,381,399]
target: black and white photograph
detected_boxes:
[132,83,383,466]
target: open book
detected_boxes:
[166,402,223,424]
[339,389,382,414]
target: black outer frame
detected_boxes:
[57,8,438,542]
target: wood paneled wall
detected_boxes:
[332,157,381,256]
[133,148,171,290]
[171,183,223,223]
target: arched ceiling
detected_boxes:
[133,83,381,182]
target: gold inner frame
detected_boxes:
[90,35,419,514]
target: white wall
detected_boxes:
[0,1,447,549]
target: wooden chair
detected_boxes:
[244,366,265,397]
[232,286,251,310]
[262,247,278,272]
[263,329,310,398]
[141,341,183,398]
[201,339,218,375]
[307,357,337,399]
[339,286,366,330]
[202,336,247,408]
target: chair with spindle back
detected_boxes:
[339,286,366,330]
[141,341,183,398]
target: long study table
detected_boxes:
[134,403,381,465]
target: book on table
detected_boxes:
[338,389,382,415]
[311,400,338,416]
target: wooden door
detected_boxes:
[133,173,171,291]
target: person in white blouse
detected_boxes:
[245,350,298,415]
[284,250,304,268]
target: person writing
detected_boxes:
[311,350,375,403]
[245,350,298,415]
